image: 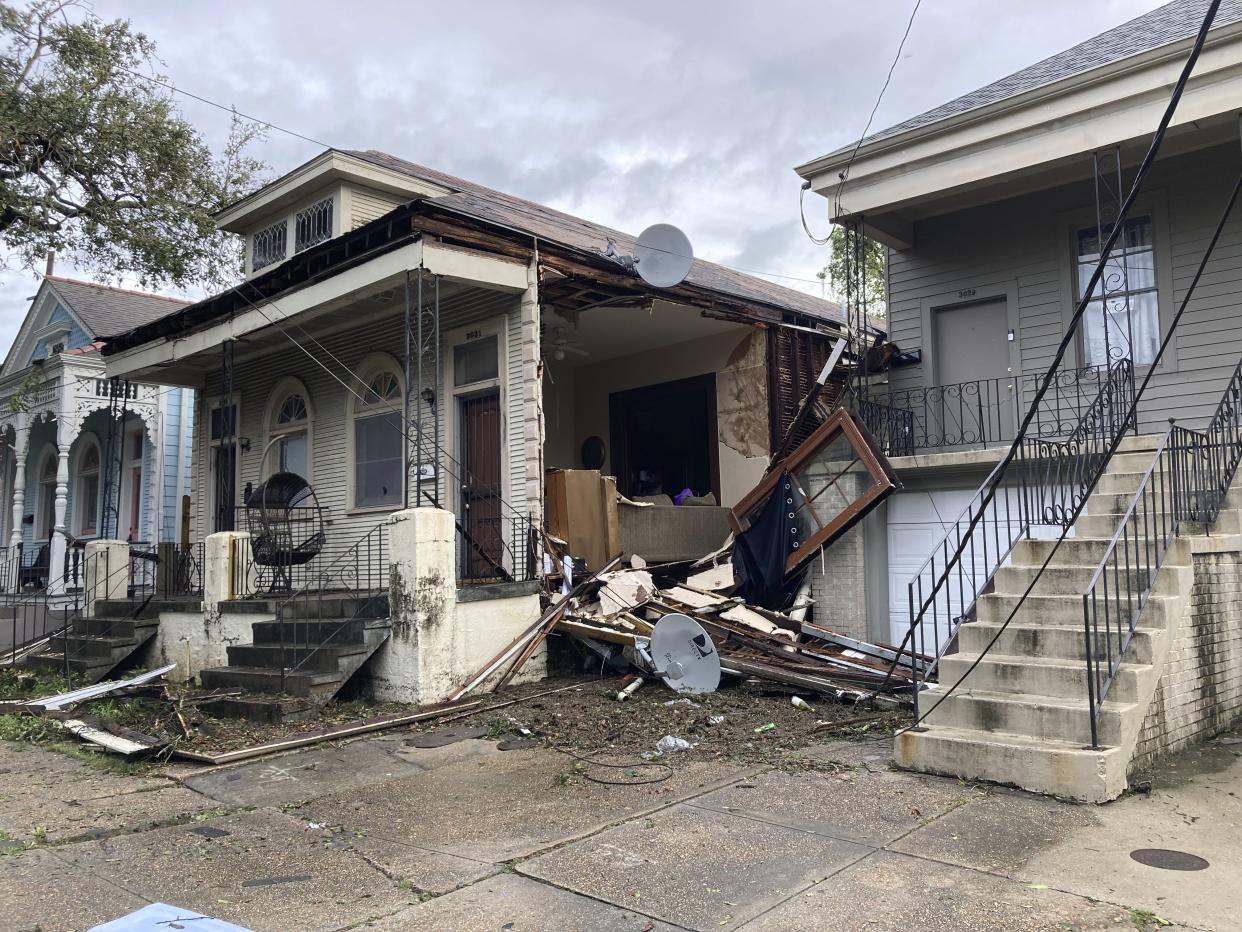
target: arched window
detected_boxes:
[349,356,404,509]
[36,448,57,540]
[265,380,312,480]
[76,437,100,536]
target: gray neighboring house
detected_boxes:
[798,0,1242,800]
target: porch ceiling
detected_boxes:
[543,300,746,370]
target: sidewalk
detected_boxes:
[0,721,1238,931]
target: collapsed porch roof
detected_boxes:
[102,175,868,369]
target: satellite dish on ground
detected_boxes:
[634,224,694,288]
[636,612,721,694]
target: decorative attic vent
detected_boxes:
[252,219,287,272]
[295,197,333,253]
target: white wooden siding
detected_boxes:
[192,285,529,569]
[885,141,1242,434]
[349,187,404,230]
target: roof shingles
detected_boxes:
[809,0,1242,163]
[46,277,190,339]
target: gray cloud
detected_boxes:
[0,0,1157,357]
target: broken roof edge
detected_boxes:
[104,196,867,357]
[794,3,1242,183]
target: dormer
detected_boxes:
[217,150,456,279]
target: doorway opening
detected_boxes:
[609,374,719,501]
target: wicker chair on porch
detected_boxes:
[243,472,325,592]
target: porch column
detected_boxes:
[9,412,28,555]
[520,258,544,520]
[47,402,73,594]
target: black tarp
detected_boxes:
[732,471,807,610]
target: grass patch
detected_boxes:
[0,668,69,700]
[1130,908,1172,930]
[0,713,62,743]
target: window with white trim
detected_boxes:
[269,389,310,479]
[1075,216,1159,367]
[76,438,100,536]
[295,197,333,253]
[36,449,56,540]
[352,367,403,508]
[252,219,288,272]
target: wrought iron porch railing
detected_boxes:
[865,364,1125,455]
[1082,358,1242,747]
[273,520,388,692]
[457,514,537,585]
[901,358,1134,709]
[856,397,916,458]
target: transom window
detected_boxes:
[364,371,401,405]
[1076,216,1158,367]
[352,364,403,509]
[277,394,308,426]
[269,389,311,479]
[295,197,333,253]
[453,335,499,387]
[252,219,288,272]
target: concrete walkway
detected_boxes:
[0,727,1238,931]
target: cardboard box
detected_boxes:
[545,469,619,571]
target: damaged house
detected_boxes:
[69,148,869,708]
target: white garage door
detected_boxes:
[887,485,1069,653]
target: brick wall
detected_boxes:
[807,523,867,641]
[1132,550,1242,773]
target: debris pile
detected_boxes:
[545,552,922,707]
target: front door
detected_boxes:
[459,390,503,580]
[932,298,1014,445]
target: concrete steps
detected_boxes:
[26,613,160,683]
[895,430,1237,802]
[199,610,391,700]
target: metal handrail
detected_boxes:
[902,358,1134,698]
[273,519,389,690]
[1082,357,1242,746]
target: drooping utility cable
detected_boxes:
[800,0,923,245]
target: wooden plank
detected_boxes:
[494,554,624,690]
[62,719,162,757]
[174,700,483,765]
[555,619,638,646]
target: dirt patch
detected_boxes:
[409,676,901,766]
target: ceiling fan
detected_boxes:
[545,330,590,362]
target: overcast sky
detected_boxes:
[0,0,1159,358]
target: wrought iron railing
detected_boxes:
[902,358,1134,703]
[1082,358,1242,746]
[273,520,388,691]
[866,365,1124,455]
[856,397,916,458]
[457,514,537,585]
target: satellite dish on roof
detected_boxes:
[634,224,694,288]
[636,612,721,694]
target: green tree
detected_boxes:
[0,0,267,288]
[817,225,886,317]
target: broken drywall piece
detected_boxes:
[598,570,654,616]
[721,604,796,640]
[686,559,735,592]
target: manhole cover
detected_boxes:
[1129,848,1209,871]
[404,726,489,748]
